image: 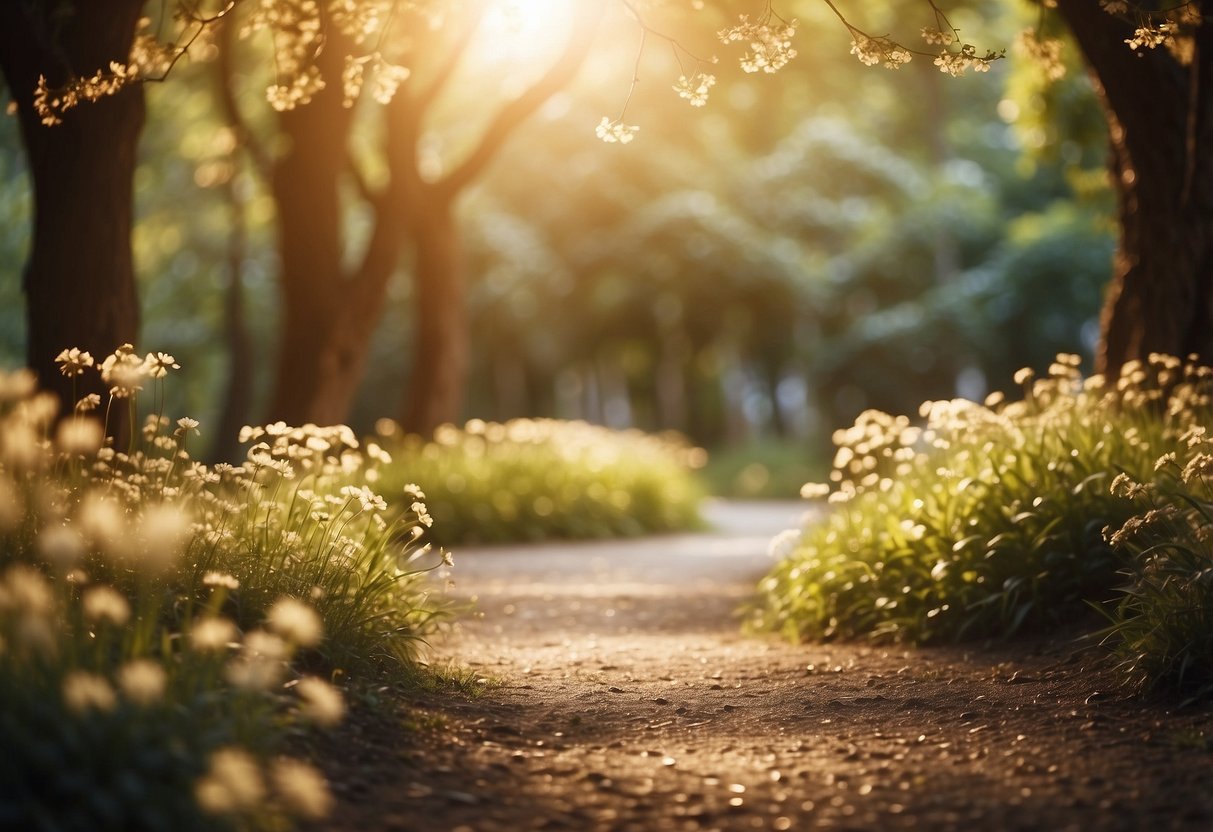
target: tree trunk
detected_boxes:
[0,2,143,419]
[209,176,254,463]
[399,200,469,435]
[1056,1,1213,376]
[265,69,348,423]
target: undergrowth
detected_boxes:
[751,353,1213,697]
[0,346,448,829]
[374,418,706,546]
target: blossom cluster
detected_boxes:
[673,72,717,107]
[595,116,640,144]
[341,53,412,108]
[850,35,912,69]
[1015,29,1066,81]
[718,15,799,74]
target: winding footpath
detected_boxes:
[312,500,1213,832]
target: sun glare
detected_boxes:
[477,0,580,64]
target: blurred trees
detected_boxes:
[0,0,1149,456]
[235,3,601,433]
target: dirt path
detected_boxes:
[312,500,1213,832]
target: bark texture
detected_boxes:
[0,1,144,418]
[1056,1,1213,377]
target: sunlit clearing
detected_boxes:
[476,0,581,69]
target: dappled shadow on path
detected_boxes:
[310,501,1213,832]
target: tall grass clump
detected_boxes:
[374,418,706,546]
[749,354,1207,648]
[0,346,447,829]
[1098,359,1213,697]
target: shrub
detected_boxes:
[749,354,1201,647]
[374,418,706,546]
[0,346,445,828]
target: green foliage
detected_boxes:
[0,350,446,827]
[699,438,825,499]
[749,357,1161,643]
[374,418,706,546]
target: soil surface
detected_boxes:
[310,500,1213,832]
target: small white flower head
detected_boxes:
[238,425,265,444]
[195,747,266,815]
[37,523,87,572]
[126,503,193,575]
[1,421,45,470]
[673,72,716,106]
[267,597,323,647]
[144,352,180,379]
[295,677,345,726]
[340,484,387,512]
[176,416,200,435]
[77,492,125,551]
[411,500,434,528]
[921,27,955,46]
[225,630,288,691]
[62,671,117,714]
[81,584,131,626]
[0,564,54,616]
[0,369,36,403]
[54,348,94,377]
[202,572,240,591]
[596,117,639,144]
[850,35,912,69]
[799,482,831,500]
[75,393,102,414]
[99,343,148,398]
[56,417,105,456]
[272,758,334,819]
[118,659,168,706]
[190,617,238,652]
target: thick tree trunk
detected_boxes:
[0,2,143,418]
[1056,1,1213,376]
[399,202,469,435]
[265,53,350,424]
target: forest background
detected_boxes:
[0,0,1112,484]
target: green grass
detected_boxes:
[0,347,448,828]
[373,418,706,546]
[750,354,1213,697]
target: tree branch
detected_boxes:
[411,2,489,117]
[437,3,604,200]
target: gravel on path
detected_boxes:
[310,500,1213,832]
